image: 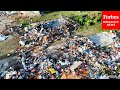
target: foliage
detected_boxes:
[72,12,101,27]
[73,16,85,26]
[96,12,102,22]
[85,19,94,26]
[19,19,29,27]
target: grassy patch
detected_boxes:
[75,23,102,36]
[19,11,101,24]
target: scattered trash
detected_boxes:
[0,34,9,42]
[1,17,120,79]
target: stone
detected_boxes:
[0,56,18,73]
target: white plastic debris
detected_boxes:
[0,34,9,41]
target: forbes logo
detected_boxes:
[103,15,119,19]
[102,11,120,30]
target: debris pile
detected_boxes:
[0,17,120,79]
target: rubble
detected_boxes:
[0,34,9,42]
[0,16,120,79]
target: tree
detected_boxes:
[72,16,85,26]
[74,16,80,22]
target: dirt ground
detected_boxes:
[0,16,19,60]
[0,35,19,60]
[0,16,14,32]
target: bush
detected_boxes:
[96,12,102,22]
[85,19,94,26]
[72,16,85,26]
[74,16,80,22]
[78,17,84,25]
[19,19,29,27]
[70,12,101,27]
[93,18,98,24]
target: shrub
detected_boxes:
[78,17,84,25]
[96,12,102,22]
[19,19,29,27]
[85,19,94,26]
[72,16,85,26]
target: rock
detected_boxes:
[0,16,14,32]
[0,56,18,73]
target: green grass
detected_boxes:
[48,11,100,21]
[19,11,101,23]
[75,23,103,36]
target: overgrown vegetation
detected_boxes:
[19,11,98,24]
[69,11,102,36]
[75,23,103,36]
[19,19,29,27]
[71,11,101,27]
